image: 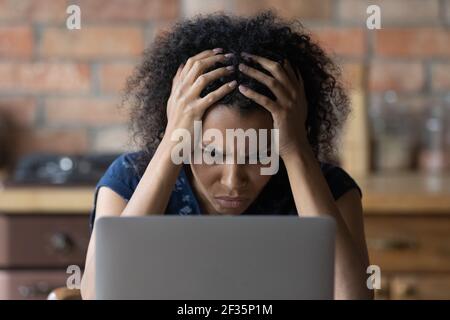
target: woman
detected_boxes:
[81,10,372,300]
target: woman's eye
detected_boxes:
[204,148,216,157]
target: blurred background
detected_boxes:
[0,0,449,300]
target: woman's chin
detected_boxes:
[211,201,250,215]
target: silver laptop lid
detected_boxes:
[95,216,335,300]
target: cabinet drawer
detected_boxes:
[0,215,90,268]
[0,270,70,300]
[364,216,450,272]
[390,275,450,300]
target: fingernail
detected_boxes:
[238,63,246,71]
[226,65,234,71]
[229,80,237,87]
[239,85,247,92]
[213,48,223,54]
[224,53,234,58]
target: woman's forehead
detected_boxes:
[202,104,273,131]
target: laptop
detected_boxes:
[95,216,336,300]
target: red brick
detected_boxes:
[311,27,366,58]
[0,63,91,93]
[79,0,179,21]
[45,98,128,126]
[99,63,136,93]
[375,28,450,58]
[0,97,36,127]
[233,0,332,21]
[0,0,66,22]
[92,126,131,153]
[341,63,365,91]
[431,63,450,91]
[337,0,440,24]
[183,0,229,17]
[369,61,424,92]
[40,26,144,59]
[0,26,33,58]
[16,128,88,156]
[145,21,178,47]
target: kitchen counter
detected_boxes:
[0,185,95,213]
[356,172,450,214]
[1,172,450,214]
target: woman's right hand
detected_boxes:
[164,48,237,146]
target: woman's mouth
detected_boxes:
[214,196,248,209]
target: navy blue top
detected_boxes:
[89,151,362,231]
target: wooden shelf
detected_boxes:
[0,186,95,214]
[1,172,450,214]
[357,172,450,215]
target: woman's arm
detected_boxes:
[237,52,372,299]
[282,144,373,300]
[80,138,182,300]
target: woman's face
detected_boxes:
[188,105,274,215]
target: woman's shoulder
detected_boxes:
[106,150,144,178]
[318,161,362,200]
[95,150,145,200]
[89,151,146,231]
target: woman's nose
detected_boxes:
[220,163,248,190]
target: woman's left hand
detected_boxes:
[237,52,309,158]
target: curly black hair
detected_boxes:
[123,10,350,174]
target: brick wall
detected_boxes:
[0,0,449,160]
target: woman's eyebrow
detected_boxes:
[200,142,272,154]
[201,143,224,152]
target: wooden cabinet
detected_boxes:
[2,177,450,300]
[365,215,450,299]
[0,187,93,299]
[0,215,90,268]
[358,173,450,300]
[0,213,90,299]
[0,270,69,300]
[365,216,450,273]
[390,275,450,300]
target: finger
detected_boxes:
[190,65,234,97]
[172,63,184,87]
[238,84,277,114]
[195,80,237,113]
[281,59,308,106]
[183,53,231,86]
[169,64,185,98]
[181,48,223,78]
[238,63,290,101]
[282,59,299,83]
[241,52,291,85]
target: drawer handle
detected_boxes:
[367,238,418,251]
[49,232,74,254]
[397,284,418,299]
